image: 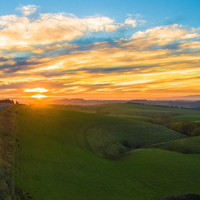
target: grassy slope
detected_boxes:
[15,105,200,200]
[172,115,200,122]
[149,136,200,154]
[50,103,200,121]
[0,105,16,200]
[85,120,186,158]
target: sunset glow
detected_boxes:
[0,1,200,103]
[25,88,48,93]
[31,94,47,99]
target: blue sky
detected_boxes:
[1,0,200,27]
[0,0,200,102]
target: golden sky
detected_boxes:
[0,6,200,103]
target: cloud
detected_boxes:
[0,12,119,48]
[17,5,39,16]
[105,25,118,32]
[180,41,200,49]
[124,17,146,27]
[0,57,42,73]
[124,19,137,27]
[131,24,199,45]
[82,16,115,32]
[0,57,8,62]
[24,88,48,93]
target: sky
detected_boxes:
[0,0,200,103]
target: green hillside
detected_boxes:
[14,105,200,200]
[149,136,200,154]
[50,103,200,121]
[85,120,186,158]
[172,114,200,122]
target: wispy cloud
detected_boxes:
[25,88,48,93]
[131,24,198,45]
[124,13,146,27]
[17,5,40,16]
[124,18,146,27]
[124,18,137,27]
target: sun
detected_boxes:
[32,94,47,99]
[25,87,48,100]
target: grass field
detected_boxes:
[15,105,200,200]
[50,103,200,122]
[172,115,200,122]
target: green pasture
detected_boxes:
[15,105,200,200]
[50,103,200,121]
[172,114,200,122]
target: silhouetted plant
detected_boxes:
[0,99,14,104]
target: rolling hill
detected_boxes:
[14,105,200,200]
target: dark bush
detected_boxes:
[170,121,200,136]
[180,121,194,135]
[192,127,200,136]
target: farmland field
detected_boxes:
[14,104,200,200]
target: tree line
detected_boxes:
[0,99,19,104]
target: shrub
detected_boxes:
[169,121,200,136]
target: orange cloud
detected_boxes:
[25,88,48,93]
